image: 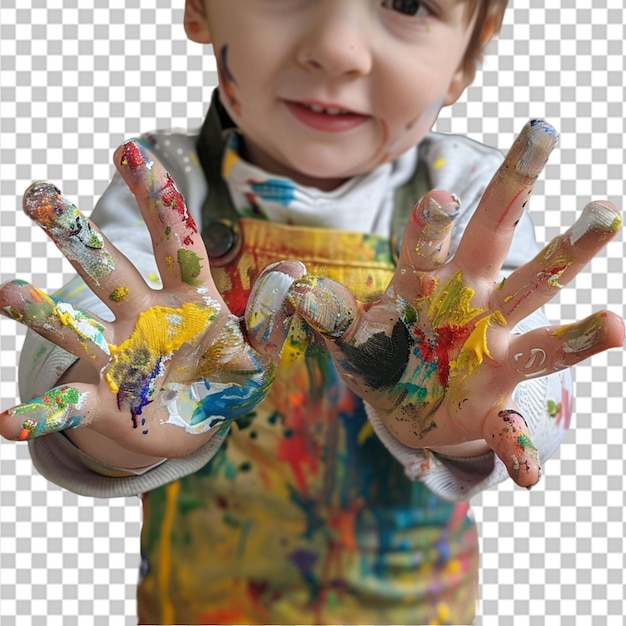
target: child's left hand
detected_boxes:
[289,120,624,488]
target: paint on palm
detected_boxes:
[23,182,115,284]
[339,271,505,438]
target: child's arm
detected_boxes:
[0,140,304,481]
[289,120,624,491]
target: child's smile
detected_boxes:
[186,0,478,190]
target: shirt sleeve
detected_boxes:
[365,132,573,501]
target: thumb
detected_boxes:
[287,274,359,341]
[483,405,542,489]
[244,260,307,359]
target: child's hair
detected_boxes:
[464,0,508,76]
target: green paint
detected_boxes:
[517,433,536,450]
[546,399,559,418]
[108,286,129,302]
[165,226,171,239]
[611,214,622,232]
[177,249,203,286]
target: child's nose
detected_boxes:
[296,4,373,78]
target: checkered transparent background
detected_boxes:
[0,1,624,624]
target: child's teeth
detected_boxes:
[307,104,345,115]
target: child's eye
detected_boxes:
[381,0,431,17]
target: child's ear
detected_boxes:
[184,0,212,44]
[443,11,499,107]
[442,64,474,107]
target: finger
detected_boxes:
[0,279,112,364]
[22,181,150,315]
[288,274,359,342]
[498,201,622,324]
[245,260,307,360]
[483,406,541,488]
[0,384,93,441]
[114,139,212,289]
[455,119,559,281]
[509,311,625,382]
[396,190,460,273]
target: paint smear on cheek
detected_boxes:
[104,301,220,430]
[375,97,444,165]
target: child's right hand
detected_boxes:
[0,140,305,462]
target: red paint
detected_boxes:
[414,323,472,387]
[497,187,526,226]
[121,141,146,170]
[284,100,369,133]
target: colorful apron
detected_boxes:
[137,217,479,625]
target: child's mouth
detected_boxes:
[285,100,369,132]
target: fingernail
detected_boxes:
[512,119,559,179]
[413,192,460,231]
[569,201,622,245]
[22,181,64,224]
[119,139,154,172]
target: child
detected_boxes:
[1,0,623,624]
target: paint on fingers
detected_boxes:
[551,311,607,364]
[509,119,559,181]
[494,409,540,488]
[1,385,89,440]
[23,182,115,285]
[120,140,199,248]
[288,275,355,340]
[568,201,622,246]
[1,281,109,357]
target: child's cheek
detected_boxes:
[375,97,444,165]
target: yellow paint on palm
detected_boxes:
[453,310,506,377]
[425,271,484,328]
[105,301,220,394]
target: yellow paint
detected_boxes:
[222,143,241,178]
[425,271,484,328]
[105,301,219,393]
[433,157,447,170]
[455,310,506,373]
[158,480,180,625]
[146,272,162,286]
[357,420,374,445]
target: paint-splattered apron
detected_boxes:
[137,218,479,625]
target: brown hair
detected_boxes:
[463,0,509,77]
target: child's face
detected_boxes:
[186,0,478,190]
